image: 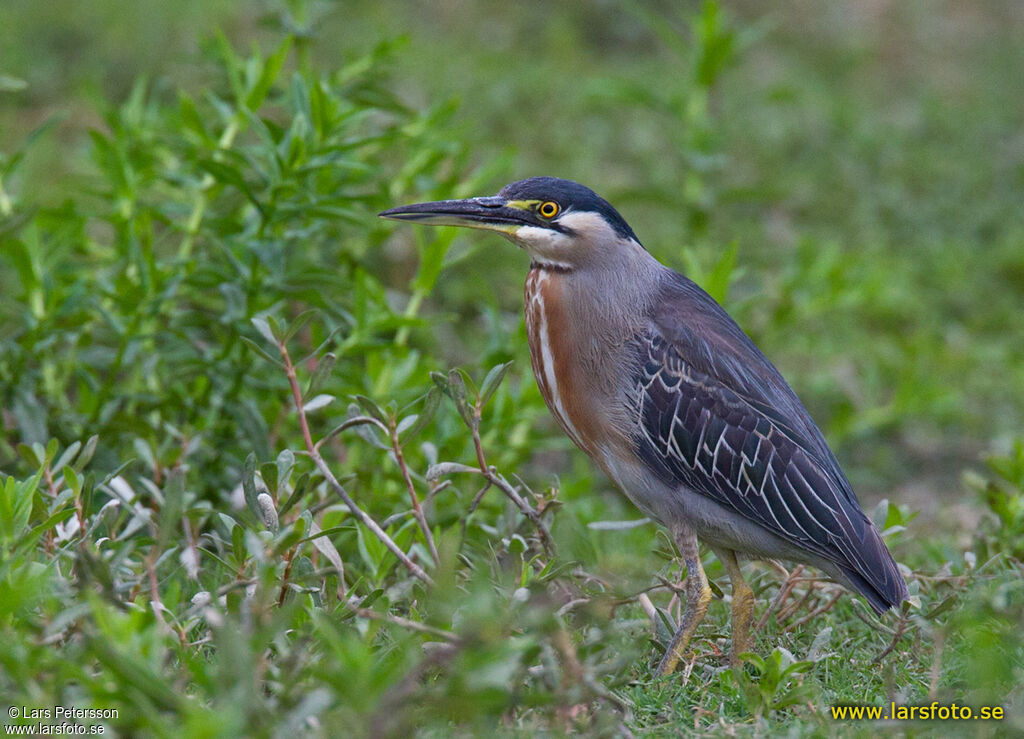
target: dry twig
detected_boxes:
[278,338,433,586]
[470,413,555,555]
[782,590,842,633]
[389,420,440,567]
[873,606,910,664]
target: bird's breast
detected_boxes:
[524,268,620,461]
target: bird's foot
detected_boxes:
[654,564,712,677]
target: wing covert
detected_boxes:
[631,328,905,609]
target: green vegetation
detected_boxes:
[1,1,1022,735]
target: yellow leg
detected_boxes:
[656,526,712,676]
[712,546,755,670]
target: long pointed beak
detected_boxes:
[378,196,530,234]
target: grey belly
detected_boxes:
[601,452,851,582]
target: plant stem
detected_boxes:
[278,338,433,585]
[469,406,555,556]
[394,287,425,347]
[391,424,440,567]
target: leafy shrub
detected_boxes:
[0,14,642,736]
[727,646,819,719]
[967,438,1024,562]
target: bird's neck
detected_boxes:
[524,265,604,455]
[529,259,572,274]
[523,251,663,456]
[528,244,662,333]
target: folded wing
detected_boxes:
[630,272,907,612]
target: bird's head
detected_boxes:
[379,177,642,271]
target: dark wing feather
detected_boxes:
[632,271,907,612]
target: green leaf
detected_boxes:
[1,116,60,179]
[158,468,186,549]
[926,593,959,619]
[260,461,279,496]
[772,684,814,711]
[199,157,259,206]
[0,473,38,541]
[694,0,737,87]
[251,315,278,344]
[243,453,260,518]
[303,394,334,413]
[240,336,285,367]
[245,37,293,110]
[88,130,127,191]
[231,524,246,563]
[305,352,336,399]
[276,449,296,488]
[738,651,765,674]
[273,518,306,555]
[63,467,82,498]
[296,325,347,365]
[445,369,475,429]
[96,460,136,490]
[398,387,441,442]
[347,405,389,450]
[412,232,455,293]
[284,308,318,344]
[430,371,449,394]
[704,240,739,303]
[178,92,211,143]
[16,508,75,553]
[480,361,514,409]
[277,471,310,520]
[806,626,832,662]
[73,436,100,473]
[213,29,245,105]
[17,443,41,468]
[353,395,388,424]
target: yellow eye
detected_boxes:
[538,201,559,218]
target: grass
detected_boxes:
[1,0,1023,735]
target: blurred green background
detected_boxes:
[5,0,1023,500]
[2,0,1024,735]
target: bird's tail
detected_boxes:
[838,523,908,614]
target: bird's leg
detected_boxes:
[655,525,711,676]
[711,546,754,671]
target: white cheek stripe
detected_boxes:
[531,272,587,449]
[515,226,573,269]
